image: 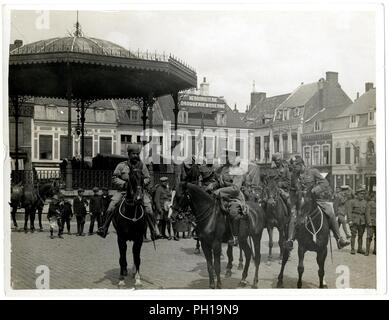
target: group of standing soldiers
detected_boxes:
[334,185,376,256]
[47,187,112,239]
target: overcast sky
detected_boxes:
[10,9,376,111]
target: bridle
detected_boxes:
[118,197,144,222]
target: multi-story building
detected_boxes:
[328,83,376,192]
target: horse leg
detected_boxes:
[297,245,305,289]
[202,242,215,289]
[132,240,143,287]
[11,205,18,228]
[278,227,285,264]
[277,245,291,288]
[212,241,222,289]
[238,246,244,270]
[194,239,201,254]
[117,237,128,284]
[267,226,273,264]
[30,207,36,232]
[252,232,263,289]
[317,247,328,289]
[239,238,251,287]
[23,207,29,233]
[225,243,233,278]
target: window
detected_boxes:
[217,136,228,158]
[9,122,24,150]
[60,136,72,160]
[345,146,351,164]
[264,136,270,162]
[322,145,330,165]
[314,120,321,132]
[120,135,132,155]
[282,134,288,154]
[350,115,358,128]
[84,137,93,157]
[276,110,282,121]
[130,110,139,121]
[312,146,320,165]
[283,110,289,121]
[274,136,280,153]
[236,138,242,157]
[303,146,311,166]
[292,133,298,153]
[369,111,375,121]
[255,136,261,160]
[96,109,105,122]
[39,135,53,160]
[336,147,341,164]
[178,110,188,124]
[354,145,360,164]
[99,137,112,154]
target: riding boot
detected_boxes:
[365,239,371,256]
[350,236,356,255]
[286,212,296,250]
[373,239,376,255]
[97,209,114,238]
[328,213,350,249]
[357,236,365,254]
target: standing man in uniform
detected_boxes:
[334,185,352,239]
[154,177,173,240]
[348,188,368,255]
[73,188,88,236]
[365,190,376,256]
[97,144,154,239]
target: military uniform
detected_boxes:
[365,194,376,255]
[287,156,349,250]
[89,187,103,234]
[154,177,172,239]
[348,189,368,254]
[97,144,152,238]
[333,186,352,239]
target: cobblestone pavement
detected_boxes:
[10,217,376,290]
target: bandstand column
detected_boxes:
[65,63,73,191]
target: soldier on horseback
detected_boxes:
[205,148,246,246]
[286,155,350,250]
[270,152,292,215]
[97,143,154,239]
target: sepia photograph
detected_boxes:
[2,2,384,296]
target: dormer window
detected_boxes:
[350,115,359,128]
[216,111,226,126]
[178,110,188,124]
[128,106,140,122]
[276,110,283,121]
[96,108,106,122]
[46,105,57,120]
[314,120,322,132]
[283,109,289,121]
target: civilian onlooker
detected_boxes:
[73,188,88,236]
[89,187,102,235]
[48,194,63,239]
[365,190,376,256]
[59,194,73,235]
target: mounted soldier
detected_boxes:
[205,148,246,246]
[97,143,154,239]
[286,155,350,250]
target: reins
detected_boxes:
[118,197,144,222]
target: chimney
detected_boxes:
[250,92,266,110]
[199,77,210,96]
[365,82,374,92]
[10,39,23,51]
[326,71,338,84]
[356,92,360,101]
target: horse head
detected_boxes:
[171,182,190,215]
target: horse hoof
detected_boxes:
[239,280,248,287]
[121,269,128,277]
[209,283,215,289]
[216,283,222,289]
[237,263,243,270]
[277,281,284,288]
[194,248,201,254]
[252,283,258,289]
[225,270,232,278]
[135,280,142,287]
[118,280,126,287]
[297,282,302,289]
[320,284,328,289]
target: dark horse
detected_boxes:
[263,175,290,264]
[10,182,56,232]
[277,190,330,288]
[111,168,146,287]
[173,182,265,289]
